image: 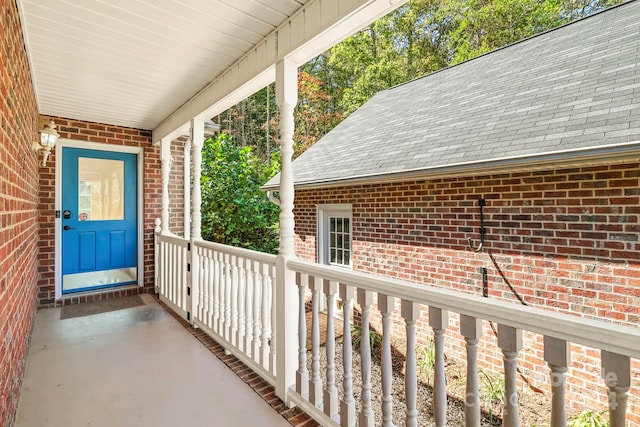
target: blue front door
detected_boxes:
[61,147,138,294]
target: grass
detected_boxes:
[567,410,609,427]
[479,369,506,425]
[416,340,436,383]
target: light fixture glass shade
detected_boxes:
[34,119,60,166]
[39,120,59,149]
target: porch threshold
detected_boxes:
[154,295,319,427]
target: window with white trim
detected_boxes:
[318,204,352,268]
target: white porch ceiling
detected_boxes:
[18,0,310,130]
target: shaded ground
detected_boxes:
[305,311,550,426]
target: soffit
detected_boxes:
[18,0,309,130]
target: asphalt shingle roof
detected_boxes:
[264,1,640,190]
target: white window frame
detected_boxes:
[317,204,353,269]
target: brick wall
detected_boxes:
[293,161,640,419]
[169,136,187,236]
[37,116,161,307]
[0,0,40,425]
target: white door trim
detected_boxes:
[54,139,144,300]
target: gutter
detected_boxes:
[261,141,640,191]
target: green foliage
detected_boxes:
[416,340,436,382]
[480,370,506,425]
[567,410,609,427]
[351,324,382,351]
[202,0,623,253]
[200,132,280,254]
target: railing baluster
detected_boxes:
[460,314,482,427]
[245,259,254,358]
[166,241,172,300]
[237,256,246,351]
[269,264,277,373]
[430,307,449,427]
[498,324,522,427]
[224,253,232,342]
[324,280,339,418]
[378,294,395,427]
[296,272,309,396]
[309,276,323,407]
[214,251,222,334]
[261,263,272,370]
[357,289,374,427]
[601,351,630,427]
[252,262,262,362]
[171,243,176,305]
[340,283,355,427]
[207,250,214,328]
[231,255,239,347]
[544,336,569,427]
[402,300,420,427]
[200,247,208,323]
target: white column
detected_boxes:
[498,324,522,427]
[295,272,308,396]
[324,279,339,418]
[544,336,569,427]
[340,284,356,427]
[460,315,482,427]
[160,137,172,234]
[191,117,204,241]
[402,300,420,427]
[183,140,191,240]
[309,276,323,407]
[357,289,374,427]
[378,294,395,427]
[275,58,298,404]
[430,307,449,427]
[601,351,630,427]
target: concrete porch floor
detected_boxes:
[15,294,292,427]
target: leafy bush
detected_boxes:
[351,324,382,351]
[201,132,281,254]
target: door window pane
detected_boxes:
[78,158,124,220]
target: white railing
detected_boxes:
[155,224,639,427]
[191,239,277,384]
[156,233,190,319]
[286,258,640,427]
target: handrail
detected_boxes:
[193,239,277,265]
[157,233,189,246]
[287,258,640,358]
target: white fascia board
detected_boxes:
[152,0,409,144]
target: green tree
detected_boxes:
[201,132,281,254]
[294,71,343,157]
[442,0,622,64]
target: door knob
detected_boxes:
[63,225,74,230]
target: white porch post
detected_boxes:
[160,137,172,234]
[275,58,298,404]
[191,117,204,241]
[184,140,191,240]
[190,118,204,325]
